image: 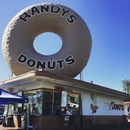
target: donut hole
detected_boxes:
[33,32,63,56]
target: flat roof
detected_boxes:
[0,70,130,100]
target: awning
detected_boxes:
[0,88,28,104]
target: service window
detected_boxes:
[67,92,80,115]
[24,89,81,116]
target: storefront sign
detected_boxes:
[20,5,77,24]
[2,3,92,77]
[17,54,76,70]
[110,101,124,110]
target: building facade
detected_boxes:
[0,70,130,129]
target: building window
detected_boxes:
[24,89,80,116]
[67,92,80,115]
[42,91,53,115]
[25,89,43,115]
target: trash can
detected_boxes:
[4,115,14,127]
[64,115,70,127]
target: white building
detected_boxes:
[0,70,129,129]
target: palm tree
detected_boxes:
[122,79,130,94]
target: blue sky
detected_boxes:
[0,0,130,92]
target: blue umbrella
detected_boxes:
[0,88,28,104]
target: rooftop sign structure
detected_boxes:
[2,3,92,78]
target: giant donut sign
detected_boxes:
[2,3,92,78]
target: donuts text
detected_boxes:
[17,54,76,70]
